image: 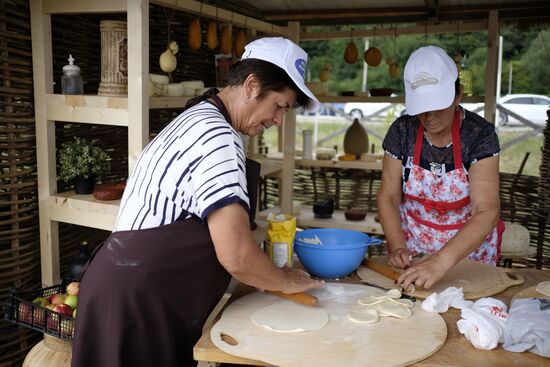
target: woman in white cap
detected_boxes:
[377,45,503,292]
[72,37,324,367]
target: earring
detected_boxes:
[245,97,249,104]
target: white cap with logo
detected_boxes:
[241,37,321,113]
[404,45,458,116]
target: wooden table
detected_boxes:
[194,268,550,366]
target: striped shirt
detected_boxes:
[114,101,250,231]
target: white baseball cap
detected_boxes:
[404,45,458,116]
[242,37,321,112]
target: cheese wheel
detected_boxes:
[180,80,205,90]
[149,74,169,84]
[165,83,185,97]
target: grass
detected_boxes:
[262,116,544,177]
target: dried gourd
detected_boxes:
[364,47,382,67]
[159,48,177,73]
[319,64,332,82]
[169,41,179,55]
[385,57,396,66]
[233,30,246,58]
[220,26,232,55]
[344,41,358,64]
[188,18,202,50]
[389,62,400,78]
[207,21,218,50]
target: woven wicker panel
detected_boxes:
[0,1,43,365]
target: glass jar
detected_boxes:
[61,54,83,95]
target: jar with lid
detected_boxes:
[61,54,83,95]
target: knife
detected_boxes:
[267,290,319,307]
[357,279,416,302]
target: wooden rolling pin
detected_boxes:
[362,259,402,281]
[267,290,319,307]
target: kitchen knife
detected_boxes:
[267,290,319,307]
[358,279,416,302]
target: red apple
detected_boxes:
[66,282,80,296]
[49,293,66,306]
[53,304,73,316]
[64,295,77,309]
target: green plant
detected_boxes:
[58,137,110,183]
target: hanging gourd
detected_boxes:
[389,62,400,78]
[344,41,358,64]
[207,20,218,50]
[169,41,179,54]
[364,29,382,67]
[220,25,232,55]
[159,48,177,73]
[319,64,332,82]
[188,18,202,50]
[233,30,246,58]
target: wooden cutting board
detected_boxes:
[357,256,524,300]
[511,285,550,303]
[211,283,446,367]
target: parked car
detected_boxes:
[344,102,405,120]
[299,103,345,116]
[496,94,550,126]
[461,94,549,126]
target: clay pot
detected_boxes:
[345,208,367,221]
[313,199,334,219]
[343,118,369,159]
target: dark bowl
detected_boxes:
[313,199,334,218]
[369,88,393,97]
[344,208,366,221]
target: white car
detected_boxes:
[462,94,550,126]
[344,102,405,120]
[496,94,550,126]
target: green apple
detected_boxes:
[64,295,78,309]
[32,297,50,307]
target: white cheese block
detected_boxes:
[165,83,185,97]
[180,80,205,90]
[150,74,169,85]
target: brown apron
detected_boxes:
[71,90,260,367]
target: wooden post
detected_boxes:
[280,21,300,214]
[484,10,499,123]
[127,0,149,174]
[30,0,60,286]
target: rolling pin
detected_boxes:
[362,259,402,281]
[267,290,319,307]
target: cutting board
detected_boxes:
[211,283,446,367]
[511,285,550,304]
[357,256,524,300]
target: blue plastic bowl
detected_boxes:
[294,228,382,279]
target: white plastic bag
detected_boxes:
[421,287,473,313]
[456,298,508,350]
[503,298,550,358]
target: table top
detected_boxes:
[194,268,550,367]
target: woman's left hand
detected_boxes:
[396,254,453,291]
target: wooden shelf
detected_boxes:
[258,206,383,235]
[316,95,485,104]
[149,96,191,109]
[259,158,283,177]
[296,158,382,171]
[49,192,120,231]
[46,94,129,126]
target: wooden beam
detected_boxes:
[30,0,60,286]
[42,0,126,14]
[127,0,149,174]
[46,94,129,126]
[151,0,287,36]
[484,10,499,123]
[300,21,487,41]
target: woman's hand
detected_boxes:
[396,254,452,291]
[281,267,324,294]
[388,247,411,269]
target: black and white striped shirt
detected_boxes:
[114,101,249,231]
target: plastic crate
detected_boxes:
[3,280,75,340]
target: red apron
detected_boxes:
[399,110,504,264]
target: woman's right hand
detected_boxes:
[281,267,325,294]
[388,247,411,269]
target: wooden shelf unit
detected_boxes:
[31,0,291,286]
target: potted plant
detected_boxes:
[58,137,111,194]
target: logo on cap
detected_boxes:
[411,72,438,90]
[295,59,306,80]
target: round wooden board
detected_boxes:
[511,285,550,304]
[211,283,447,367]
[357,257,525,300]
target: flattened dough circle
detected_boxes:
[250,302,329,333]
